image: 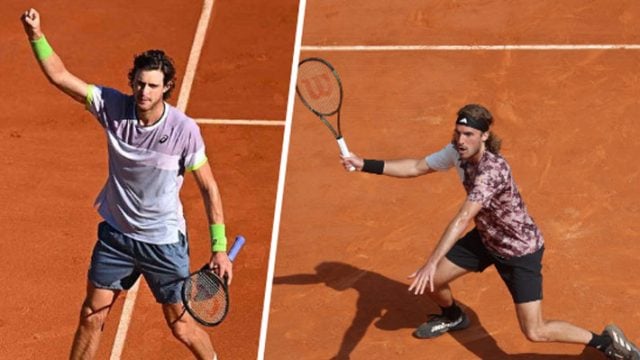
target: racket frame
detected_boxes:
[296,57,354,166]
[181,236,245,327]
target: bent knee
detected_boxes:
[168,318,195,344]
[522,326,550,343]
[78,303,110,330]
[170,321,187,340]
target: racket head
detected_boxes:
[181,267,229,326]
[181,235,245,326]
[296,57,343,117]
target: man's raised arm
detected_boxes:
[21,8,89,104]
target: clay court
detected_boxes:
[0,0,297,358]
[266,1,640,359]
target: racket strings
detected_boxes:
[297,60,342,116]
[185,272,228,324]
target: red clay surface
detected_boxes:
[0,0,297,359]
[266,1,640,359]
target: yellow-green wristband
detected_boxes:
[31,35,54,61]
[210,224,227,252]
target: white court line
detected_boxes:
[109,0,215,359]
[109,280,140,359]
[256,0,307,358]
[176,0,215,113]
[301,44,640,51]
[195,118,286,126]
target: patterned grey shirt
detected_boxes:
[427,144,544,258]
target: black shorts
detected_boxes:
[445,228,544,304]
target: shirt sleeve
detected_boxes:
[85,85,128,129]
[183,121,208,172]
[85,85,106,127]
[425,143,459,171]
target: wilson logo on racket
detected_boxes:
[300,74,333,100]
[296,57,355,171]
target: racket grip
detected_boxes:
[228,235,245,262]
[336,137,356,172]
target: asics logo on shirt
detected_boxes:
[159,135,169,144]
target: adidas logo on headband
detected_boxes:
[456,115,488,131]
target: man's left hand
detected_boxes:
[210,251,233,284]
[408,260,437,295]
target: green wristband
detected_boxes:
[210,224,227,252]
[31,35,53,61]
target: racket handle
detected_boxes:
[228,235,245,262]
[336,137,356,172]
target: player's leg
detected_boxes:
[414,229,492,339]
[69,283,120,359]
[140,231,216,359]
[515,300,593,344]
[426,257,469,308]
[412,258,472,338]
[496,246,593,343]
[413,257,471,339]
[70,221,138,359]
[162,303,216,360]
[498,247,591,343]
[499,246,640,359]
[515,300,640,358]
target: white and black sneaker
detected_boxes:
[604,324,640,360]
[413,312,470,339]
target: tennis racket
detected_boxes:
[181,235,245,327]
[296,57,355,171]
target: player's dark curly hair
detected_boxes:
[453,104,502,154]
[127,50,177,100]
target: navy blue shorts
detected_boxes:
[445,228,544,304]
[88,221,190,304]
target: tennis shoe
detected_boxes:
[413,311,470,339]
[604,324,640,360]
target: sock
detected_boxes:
[587,332,612,352]
[440,301,463,320]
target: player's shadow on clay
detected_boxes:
[273,261,601,360]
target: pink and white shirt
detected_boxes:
[86,85,207,245]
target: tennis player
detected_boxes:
[341,104,639,359]
[22,8,229,360]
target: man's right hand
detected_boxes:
[20,7,90,105]
[340,153,364,172]
[21,8,43,40]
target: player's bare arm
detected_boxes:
[21,8,88,104]
[408,200,482,295]
[192,161,233,283]
[342,153,435,177]
[380,158,434,177]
